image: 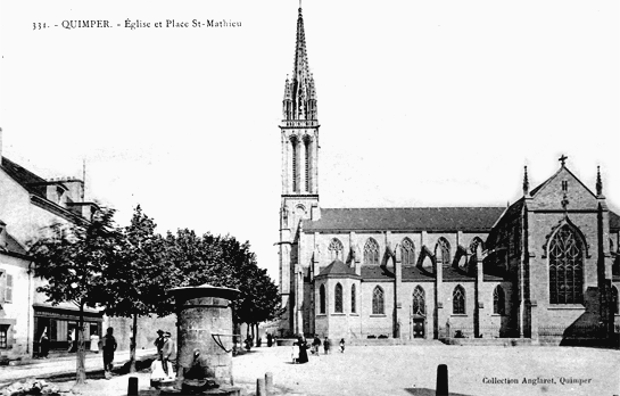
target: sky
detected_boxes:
[1,0,618,282]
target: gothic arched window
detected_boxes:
[364,238,380,265]
[493,286,505,315]
[401,238,416,265]
[548,225,584,304]
[453,285,465,314]
[319,284,326,314]
[291,137,299,192]
[335,283,343,313]
[351,284,356,313]
[612,286,618,315]
[412,286,425,316]
[436,238,451,267]
[328,238,344,261]
[304,137,311,192]
[372,286,384,314]
[470,237,484,255]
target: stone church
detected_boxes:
[277,7,619,343]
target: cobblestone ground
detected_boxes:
[32,345,620,395]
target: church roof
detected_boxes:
[317,259,359,278]
[303,207,506,233]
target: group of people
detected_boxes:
[292,335,345,364]
[154,329,176,377]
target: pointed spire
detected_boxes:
[596,165,604,197]
[283,5,318,121]
[523,165,530,197]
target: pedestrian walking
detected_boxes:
[89,331,100,353]
[339,338,345,353]
[323,337,331,355]
[102,327,117,379]
[39,328,50,358]
[161,331,176,377]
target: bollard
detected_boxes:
[127,376,138,396]
[436,364,448,396]
[256,377,266,396]
[265,372,274,395]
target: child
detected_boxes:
[291,343,299,363]
[339,338,345,353]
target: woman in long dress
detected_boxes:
[296,335,309,364]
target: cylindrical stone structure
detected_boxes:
[168,283,241,386]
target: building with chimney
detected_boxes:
[278,8,619,344]
[0,128,102,359]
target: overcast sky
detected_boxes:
[1,0,618,281]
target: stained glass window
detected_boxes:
[436,238,451,267]
[453,285,465,314]
[351,284,356,313]
[412,286,425,316]
[335,283,343,313]
[372,286,384,314]
[401,238,416,265]
[364,238,380,265]
[549,225,584,304]
[319,284,326,314]
[328,238,344,261]
[493,286,505,315]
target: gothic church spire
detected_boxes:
[283,6,317,121]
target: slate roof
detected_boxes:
[0,157,48,198]
[3,233,28,256]
[317,259,360,278]
[303,207,506,233]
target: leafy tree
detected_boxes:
[29,208,120,385]
[98,205,170,373]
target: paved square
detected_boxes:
[232,345,620,396]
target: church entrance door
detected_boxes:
[412,318,425,338]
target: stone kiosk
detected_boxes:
[165,283,241,396]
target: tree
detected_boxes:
[29,208,120,385]
[98,205,170,373]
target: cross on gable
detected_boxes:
[559,155,568,167]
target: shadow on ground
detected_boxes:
[405,388,473,396]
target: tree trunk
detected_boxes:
[76,303,87,385]
[129,313,138,373]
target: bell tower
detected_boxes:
[279,5,320,336]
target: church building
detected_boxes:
[278,7,619,343]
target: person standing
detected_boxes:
[102,327,117,379]
[161,331,176,377]
[312,335,322,355]
[296,335,309,364]
[339,338,345,353]
[89,331,100,353]
[67,329,75,353]
[39,328,50,358]
[323,337,331,355]
[154,329,165,357]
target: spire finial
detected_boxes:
[596,165,603,197]
[523,165,530,197]
[559,154,568,167]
